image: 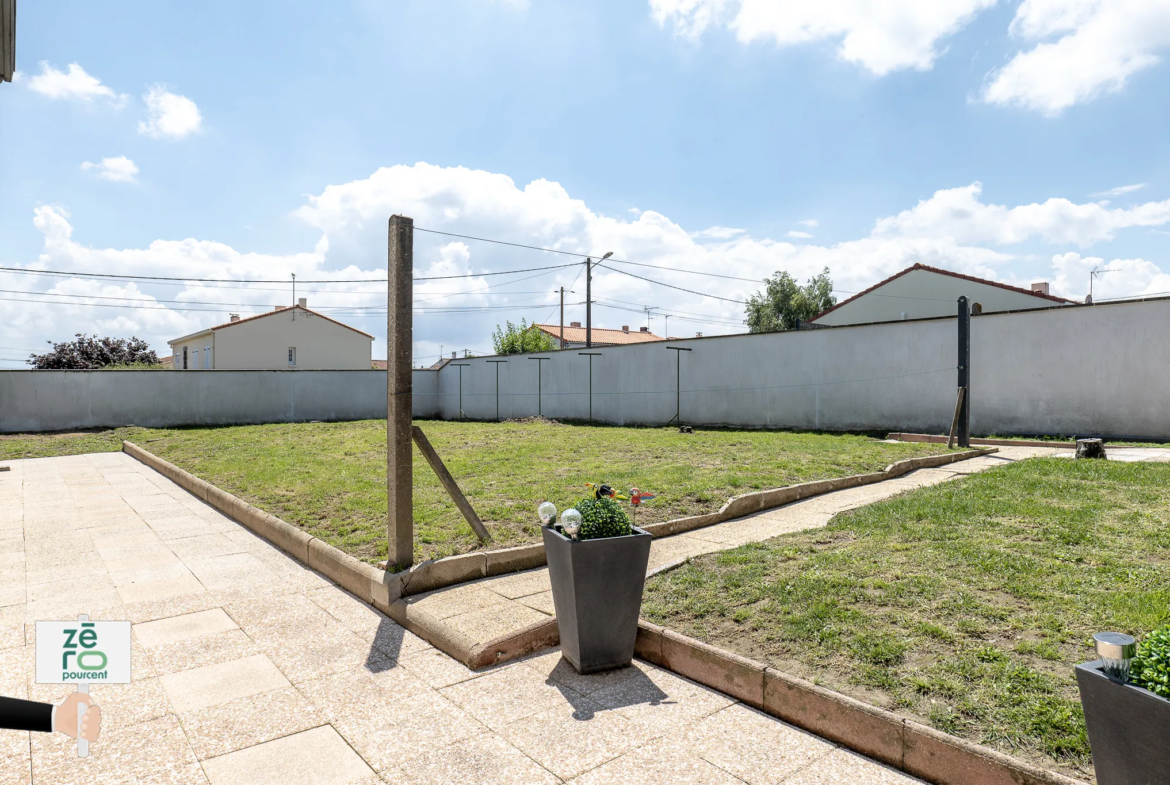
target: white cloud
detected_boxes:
[138,85,203,139]
[650,0,996,74]
[873,182,1170,247]
[80,156,139,183]
[797,219,819,227]
[25,62,127,104]
[786,230,814,239]
[982,0,1170,115]
[1089,183,1148,198]
[8,164,1170,366]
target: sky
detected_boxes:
[2,0,1169,367]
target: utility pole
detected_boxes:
[291,273,296,320]
[585,251,613,349]
[585,259,592,349]
[559,287,565,349]
[663,314,669,338]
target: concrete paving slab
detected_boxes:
[199,725,377,785]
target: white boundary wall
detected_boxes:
[4,297,1169,437]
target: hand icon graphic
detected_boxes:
[54,693,102,742]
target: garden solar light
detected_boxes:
[1094,631,1137,681]
[538,501,558,526]
[561,508,582,539]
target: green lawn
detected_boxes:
[1,420,946,564]
[643,457,1170,781]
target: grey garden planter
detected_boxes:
[542,525,653,674]
[1076,659,1170,785]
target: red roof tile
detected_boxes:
[532,323,665,345]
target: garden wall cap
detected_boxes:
[1094,632,1136,660]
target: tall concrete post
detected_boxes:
[957,296,970,448]
[387,215,414,570]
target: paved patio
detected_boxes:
[0,452,935,784]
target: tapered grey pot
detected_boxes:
[1076,660,1170,785]
[542,525,653,675]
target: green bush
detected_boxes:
[1131,624,1170,699]
[576,496,633,540]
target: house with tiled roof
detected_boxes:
[167,299,373,370]
[531,322,665,349]
[808,264,1075,327]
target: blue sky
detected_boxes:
[2,0,1169,366]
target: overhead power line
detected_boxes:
[596,264,748,304]
[0,262,579,284]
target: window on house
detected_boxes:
[182,347,188,369]
[204,346,212,369]
[288,347,296,367]
[192,348,199,369]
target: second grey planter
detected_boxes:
[543,525,653,674]
[1076,659,1170,785]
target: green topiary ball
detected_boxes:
[1131,624,1170,699]
[575,496,633,540]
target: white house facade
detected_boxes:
[809,264,1073,327]
[168,300,373,370]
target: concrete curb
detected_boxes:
[888,433,1075,449]
[639,447,996,540]
[634,621,1088,785]
[122,441,407,615]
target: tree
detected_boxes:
[744,268,836,333]
[28,334,161,369]
[491,320,557,355]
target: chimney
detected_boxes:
[621,325,629,333]
[451,352,456,359]
[695,332,703,338]
[1031,282,1050,296]
[298,297,307,308]
[229,314,240,323]
[639,326,648,333]
[570,321,581,328]
[274,305,283,311]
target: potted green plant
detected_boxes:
[1075,625,1170,785]
[539,486,653,674]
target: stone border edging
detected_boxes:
[888,433,1076,449]
[634,621,1088,785]
[639,447,996,540]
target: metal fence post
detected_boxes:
[452,363,470,419]
[487,359,508,421]
[665,346,692,426]
[579,352,602,422]
[957,296,970,448]
[528,356,551,417]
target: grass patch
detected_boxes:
[1,420,946,564]
[643,458,1170,779]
